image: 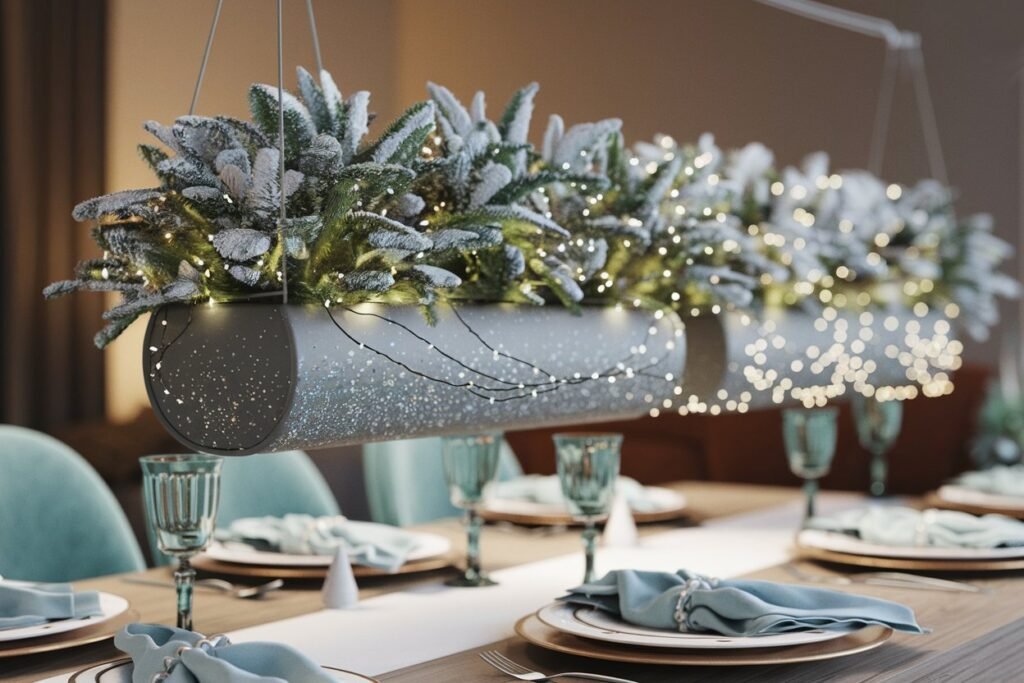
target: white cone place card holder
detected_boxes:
[601,493,639,548]
[322,545,359,610]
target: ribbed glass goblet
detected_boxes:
[442,433,502,587]
[141,454,222,630]
[782,408,838,522]
[554,433,622,583]
[852,394,903,497]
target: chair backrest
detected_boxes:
[144,450,340,565]
[363,437,523,526]
[0,425,145,581]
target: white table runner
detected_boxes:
[41,492,865,681]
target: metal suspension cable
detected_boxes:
[755,0,947,182]
[189,0,224,115]
[276,0,289,303]
[305,0,324,74]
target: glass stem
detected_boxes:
[803,479,819,522]
[582,519,599,583]
[870,449,887,497]
[464,507,483,580]
[174,558,196,631]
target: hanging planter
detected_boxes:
[680,307,959,411]
[144,302,686,455]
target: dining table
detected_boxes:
[7,481,1024,683]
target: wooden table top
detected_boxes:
[7,482,1021,682]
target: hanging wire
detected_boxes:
[906,42,949,186]
[305,0,324,74]
[755,0,947,183]
[867,45,899,176]
[276,0,289,303]
[189,0,224,115]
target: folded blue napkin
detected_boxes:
[561,569,925,637]
[488,475,664,512]
[809,507,1024,549]
[0,581,102,631]
[115,623,334,682]
[953,465,1024,498]
[215,514,421,572]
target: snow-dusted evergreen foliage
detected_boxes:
[47,68,1016,347]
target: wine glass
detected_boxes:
[852,394,904,497]
[553,432,622,583]
[442,433,502,587]
[782,408,838,522]
[141,454,223,630]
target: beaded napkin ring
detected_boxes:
[672,576,718,632]
[913,509,938,547]
[151,634,232,682]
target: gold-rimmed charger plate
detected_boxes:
[68,658,379,682]
[796,543,1024,572]
[192,554,453,580]
[481,502,688,527]
[0,609,139,659]
[515,613,892,666]
[923,491,1024,520]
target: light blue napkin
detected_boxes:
[215,514,420,572]
[954,465,1024,498]
[487,475,664,512]
[809,507,1024,549]
[115,623,334,682]
[0,582,102,631]
[561,569,925,637]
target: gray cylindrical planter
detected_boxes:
[681,308,954,410]
[144,303,686,455]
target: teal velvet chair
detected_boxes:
[363,437,523,526]
[0,425,146,581]
[146,451,340,565]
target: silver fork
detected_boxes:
[479,650,638,683]
[782,564,987,593]
[124,576,284,599]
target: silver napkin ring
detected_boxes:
[150,634,231,682]
[672,576,718,632]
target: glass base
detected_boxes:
[445,573,498,587]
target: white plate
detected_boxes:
[483,486,685,518]
[937,485,1024,512]
[0,583,129,643]
[203,525,451,568]
[68,659,374,682]
[797,528,1024,561]
[536,602,854,650]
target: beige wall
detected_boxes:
[105,0,1023,421]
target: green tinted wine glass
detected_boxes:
[554,433,622,583]
[442,433,502,587]
[782,408,838,522]
[141,454,222,630]
[852,394,903,497]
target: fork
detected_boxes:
[124,576,284,599]
[479,650,638,682]
[782,564,987,593]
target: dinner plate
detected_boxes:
[0,583,129,643]
[203,525,451,567]
[936,485,1024,513]
[68,658,378,682]
[481,486,687,526]
[797,528,1024,561]
[516,613,892,666]
[536,602,853,650]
